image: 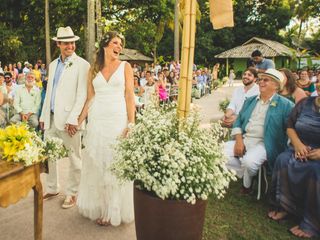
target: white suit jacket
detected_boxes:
[40,53,90,130]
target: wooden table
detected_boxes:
[0,160,43,240]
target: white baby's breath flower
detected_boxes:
[111,100,236,204]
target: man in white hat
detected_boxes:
[224,68,294,194]
[23,61,30,75]
[40,26,90,208]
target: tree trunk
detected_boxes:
[96,0,102,42]
[174,0,180,61]
[87,0,96,64]
[153,45,157,63]
[45,0,51,69]
[297,19,304,49]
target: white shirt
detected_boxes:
[227,83,260,115]
[232,95,274,146]
[140,78,147,87]
[154,64,162,75]
[13,85,41,114]
[23,67,30,75]
[311,76,317,83]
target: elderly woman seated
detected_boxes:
[268,96,320,238]
[224,69,294,193]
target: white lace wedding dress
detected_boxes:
[77,61,134,226]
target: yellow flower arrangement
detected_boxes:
[0,124,68,166]
[0,124,33,162]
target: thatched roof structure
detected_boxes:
[120,48,153,62]
[215,37,295,59]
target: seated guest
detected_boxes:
[278,68,306,103]
[167,71,177,86]
[143,74,157,106]
[224,69,294,193]
[296,69,317,96]
[4,72,18,100]
[0,72,7,94]
[0,73,6,127]
[157,71,168,102]
[10,71,41,128]
[134,75,144,108]
[268,96,320,238]
[33,63,43,89]
[222,67,260,128]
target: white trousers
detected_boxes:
[45,114,82,196]
[224,140,266,188]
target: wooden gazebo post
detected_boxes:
[177,0,197,119]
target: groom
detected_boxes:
[40,26,90,208]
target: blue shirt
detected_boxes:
[50,56,70,112]
[197,75,205,84]
[255,58,275,70]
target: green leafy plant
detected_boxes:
[219,98,230,113]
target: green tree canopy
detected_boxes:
[0,0,317,67]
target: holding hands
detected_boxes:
[307,148,320,160]
[65,123,78,137]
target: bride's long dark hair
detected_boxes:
[89,31,125,82]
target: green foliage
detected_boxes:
[0,0,318,67]
[0,23,25,63]
[104,0,175,58]
[124,21,157,56]
[0,0,87,64]
[219,98,230,113]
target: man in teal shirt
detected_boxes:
[224,69,294,193]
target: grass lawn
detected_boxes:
[202,180,303,240]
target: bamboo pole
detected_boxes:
[177,0,196,119]
[226,58,229,76]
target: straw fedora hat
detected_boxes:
[258,68,285,89]
[52,26,80,42]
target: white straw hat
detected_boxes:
[52,26,80,42]
[258,68,284,88]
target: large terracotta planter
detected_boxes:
[134,185,207,240]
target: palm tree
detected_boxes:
[45,0,51,68]
[293,0,315,68]
[155,0,199,63]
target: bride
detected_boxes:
[77,31,135,226]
